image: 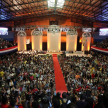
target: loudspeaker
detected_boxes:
[26,43,32,51]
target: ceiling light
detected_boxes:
[48,0,55,8]
[56,0,65,8]
[47,0,65,8]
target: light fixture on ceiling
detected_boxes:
[48,0,55,8]
[47,0,65,8]
[56,0,65,8]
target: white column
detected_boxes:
[31,29,43,51]
[17,31,27,51]
[17,36,26,51]
[66,35,77,51]
[47,32,61,52]
[32,35,42,51]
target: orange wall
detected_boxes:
[15,17,93,43]
[21,17,83,43]
[93,22,108,28]
[23,17,83,36]
[61,36,66,42]
[42,36,47,42]
[0,21,14,27]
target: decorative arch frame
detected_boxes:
[31,29,43,36]
[17,31,26,37]
[47,25,60,33]
[82,32,91,37]
[66,29,78,36]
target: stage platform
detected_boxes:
[46,52,62,55]
[17,51,92,57]
[66,51,92,57]
[17,50,63,55]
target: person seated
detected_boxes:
[1,96,9,108]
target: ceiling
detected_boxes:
[0,0,108,22]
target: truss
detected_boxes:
[0,0,108,23]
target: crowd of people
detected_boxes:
[58,51,108,108]
[0,40,108,107]
[0,53,55,108]
[0,37,16,49]
[94,38,108,49]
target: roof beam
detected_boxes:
[1,0,46,8]
[2,0,21,15]
[81,1,108,20]
[70,0,102,20]
[65,0,98,8]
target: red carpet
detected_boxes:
[53,54,67,95]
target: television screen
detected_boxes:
[99,28,108,36]
[0,27,8,35]
[82,28,95,32]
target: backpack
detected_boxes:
[61,99,68,108]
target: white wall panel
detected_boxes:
[47,32,61,52]
[32,35,42,51]
[17,36,26,51]
[66,35,77,51]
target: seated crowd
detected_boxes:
[0,53,55,108]
[0,50,108,108]
[58,51,108,108]
[94,38,108,49]
[0,37,16,49]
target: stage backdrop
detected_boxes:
[31,29,42,51]
[47,25,61,52]
[66,35,77,51]
[47,32,61,52]
[17,31,26,51]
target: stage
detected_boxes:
[66,51,92,57]
[17,50,92,57]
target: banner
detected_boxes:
[0,46,18,55]
[91,46,108,54]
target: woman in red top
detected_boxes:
[1,96,9,108]
[32,85,38,93]
[91,73,95,79]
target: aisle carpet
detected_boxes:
[52,54,67,95]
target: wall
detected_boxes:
[0,21,14,27]
[13,17,96,51]
[23,17,83,36]
[21,17,83,45]
[93,32,108,42]
[93,21,108,42]
[0,31,14,41]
